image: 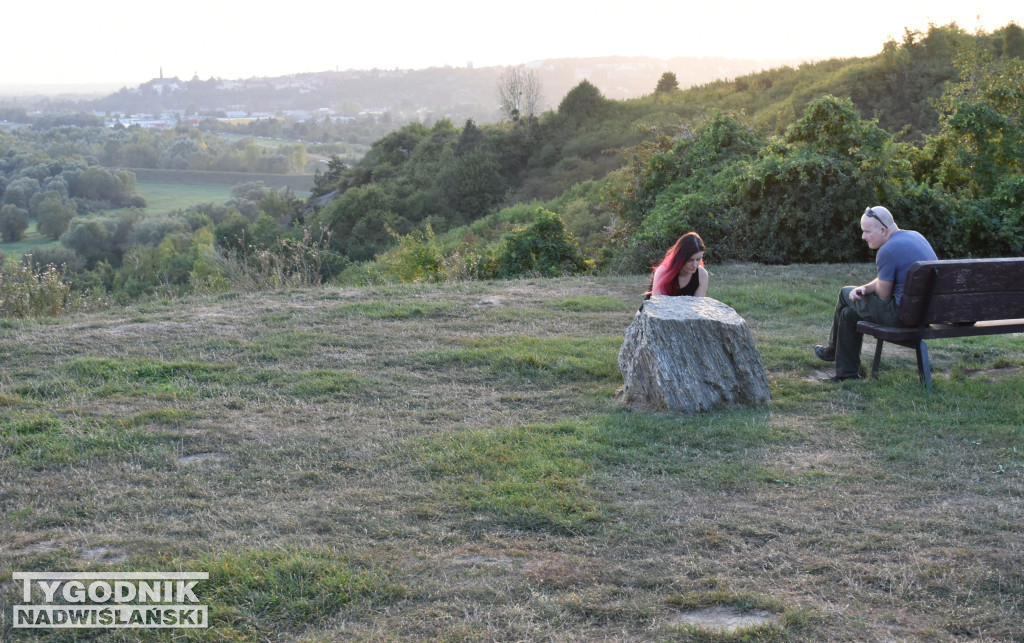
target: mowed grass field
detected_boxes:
[132,169,315,215]
[1,265,1022,641]
[135,181,235,214]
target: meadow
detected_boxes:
[1,264,1022,641]
[0,222,55,259]
[133,181,235,215]
[130,169,316,215]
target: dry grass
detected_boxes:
[1,264,1022,641]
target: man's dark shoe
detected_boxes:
[814,345,835,362]
[821,374,860,383]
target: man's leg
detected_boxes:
[834,291,899,379]
[824,286,857,355]
[835,302,865,378]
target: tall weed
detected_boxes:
[0,260,71,318]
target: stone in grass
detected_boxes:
[618,296,770,413]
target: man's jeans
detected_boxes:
[827,286,899,378]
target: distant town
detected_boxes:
[3,56,795,131]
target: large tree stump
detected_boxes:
[618,297,770,413]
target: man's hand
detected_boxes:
[850,285,867,301]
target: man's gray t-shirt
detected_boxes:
[876,230,937,305]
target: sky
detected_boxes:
[2,0,1021,89]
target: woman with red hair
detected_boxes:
[645,232,708,299]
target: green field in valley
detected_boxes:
[131,169,316,214]
[134,181,235,214]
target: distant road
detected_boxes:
[122,168,316,196]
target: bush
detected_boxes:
[493,209,587,278]
[0,260,71,318]
[23,246,86,273]
[382,224,444,283]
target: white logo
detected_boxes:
[12,572,209,629]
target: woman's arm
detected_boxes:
[650,266,666,295]
[694,267,709,297]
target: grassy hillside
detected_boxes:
[2,266,1022,640]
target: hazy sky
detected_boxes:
[3,0,1021,87]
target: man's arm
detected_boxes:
[849,277,894,301]
[874,279,894,300]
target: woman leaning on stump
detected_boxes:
[645,231,708,299]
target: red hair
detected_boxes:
[648,232,705,296]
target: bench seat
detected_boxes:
[857,319,1024,343]
[854,258,1024,390]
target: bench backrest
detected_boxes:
[897,258,1024,326]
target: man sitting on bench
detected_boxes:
[814,206,938,382]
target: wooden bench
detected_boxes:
[856,258,1024,390]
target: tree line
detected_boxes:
[307,23,1023,278]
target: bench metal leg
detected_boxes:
[915,340,932,392]
[871,339,884,379]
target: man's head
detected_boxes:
[860,206,896,250]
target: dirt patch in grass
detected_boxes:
[964,365,1024,379]
[178,451,227,465]
[667,606,779,632]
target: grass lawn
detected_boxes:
[1,264,1022,641]
[0,222,59,259]
[134,181,235,215]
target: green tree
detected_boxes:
[922,45,1024,256]
[67,166,139,206]
[60,212,140,268]
[440,150,505,226]
[312,155,348,197]
[214,210,250,254]
[3,177,40,210]
[1001,22,1024,58]
[383,224,443,283]
[929,45,1024,198]
[321,184,408,262]
[557,80,608,125]
[613,114,762,268]
[655,72,680,94]
[33,191,79,240]
[0,204,29,241]
[454,119,484,157]
[260,187,299,223]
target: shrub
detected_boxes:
[494,208,587,278]
[23,246,86,274]
[0,260,71,318]
[383,224,444,283]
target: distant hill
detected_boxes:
[69,56,800,122]
[0,82,126,100]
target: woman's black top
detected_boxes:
[644,270,699,300]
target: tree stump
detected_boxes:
[618,296,770,413]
